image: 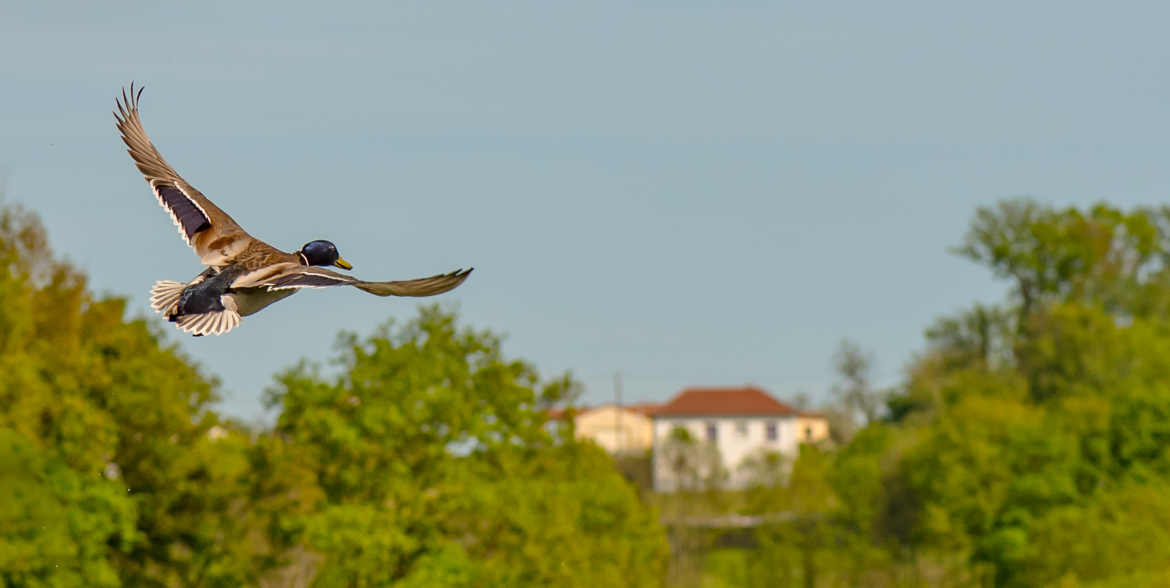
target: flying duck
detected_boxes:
[114,84,472,336]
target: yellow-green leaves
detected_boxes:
[265,306,668,586]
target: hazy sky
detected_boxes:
[3,2,1169,420]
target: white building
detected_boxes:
[651,386,828,492]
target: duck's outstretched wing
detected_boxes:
[348,268,473,297]
[251,266,474,297]
[114,83,256,266]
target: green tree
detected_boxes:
[862,200,1170,586]
[0,202,291,586]
[952,199,1170,331]
[748,446,839,587]
[656,426,726,493]
[264,306,668,586]
[0,429,135,587]
[828,339,883,441]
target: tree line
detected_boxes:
[5,197,1170,586]
[0,202,665,586]
[711,199,1170,587]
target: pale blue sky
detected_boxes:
[3,2,1169,420]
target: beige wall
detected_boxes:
[793,415,829,444]
[573,405,654,453]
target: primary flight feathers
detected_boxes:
[115,83,472,336]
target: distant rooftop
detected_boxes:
[546,402,662,421]
[624,402,663,416]
[653,386,796,417]
[546,388,825,420]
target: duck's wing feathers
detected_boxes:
[114,84,255,265]
[348,268,473,297]
[249,266,473,297]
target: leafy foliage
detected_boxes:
[757,199,1170,587]
[0,203,288,586]
[12,192,1170,587]
[265,307,668,586]
[691,200,1170,587]
[0,202,666,586]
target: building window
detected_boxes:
[706,422,718,442]
[735,422,748,438]
[765,421,778,441]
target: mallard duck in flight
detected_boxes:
[114,84,472,336]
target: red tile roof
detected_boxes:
[653,386,796,417]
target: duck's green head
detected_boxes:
[299,240,353,270]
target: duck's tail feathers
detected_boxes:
[172,309,241,336]
[150,281,185,315]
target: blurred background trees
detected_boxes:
[263,307,667,586]
[825,339,884,444]
[8,196,1170,586]
[0,202,666,587]
[751,199,1170,587]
